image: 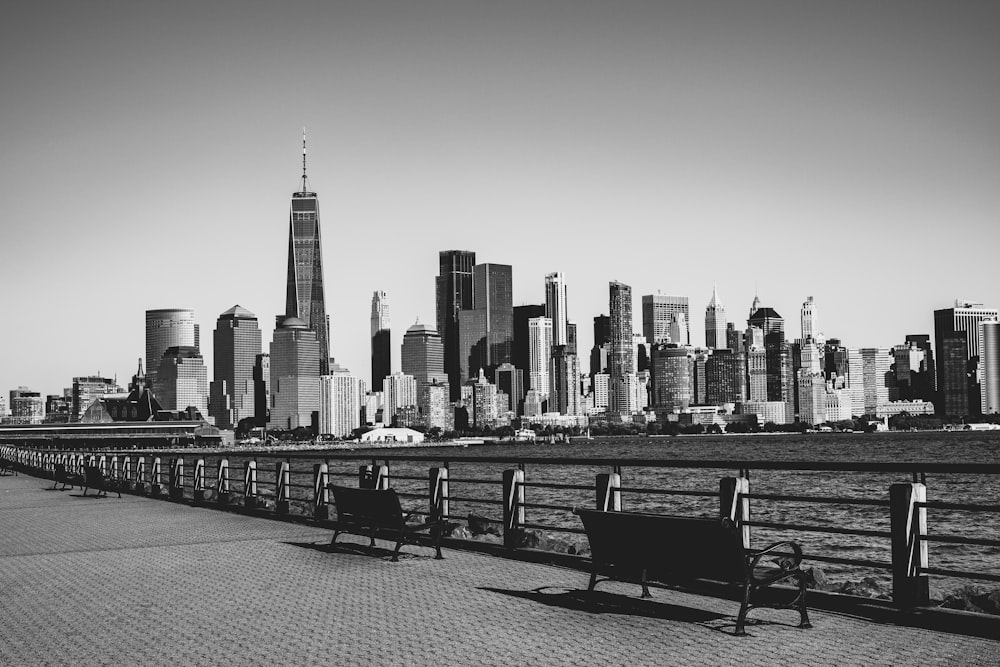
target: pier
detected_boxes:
[2,450,999,664]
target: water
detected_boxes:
[177,430,1000,599]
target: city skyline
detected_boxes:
[2,1,999,397]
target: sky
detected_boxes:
[1,0,998,398]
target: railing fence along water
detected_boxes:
[2,445,999,609]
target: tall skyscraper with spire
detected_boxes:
[705,285,727,349]
[285,130,330,375]
[370,291,391,389]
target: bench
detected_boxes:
[52,463,82,490]
[574,508,810,636]
[328,485,443,561]
[83,465,121,498]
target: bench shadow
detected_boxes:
[481,586,731,626]
[283,540,424,561]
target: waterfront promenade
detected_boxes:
[1,472,997,666]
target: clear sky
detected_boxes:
[1,0,998,398]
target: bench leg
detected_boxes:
[588,571,598,592]
[329,530,341,547]
[433,524,443,560]
[640,569,651,599]
[736,584,752,636]
[795,572,812,629]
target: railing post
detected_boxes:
[135,456,146,493]
[596,472,621,511]
[169,458,184,500]
[217,459,230,505]
[720,476,751,549]
[98,455,107,476]
[314,463,330,520]
[193,458,208,504]
[358,464,389,490]
[244,460,258,508]
[276,461,290,515]
[109,456,119,485]
[502,469,525,549]
[429,467,449,522]
[150,457,163,497]
[122,456,133,491]
[890,482,929,607]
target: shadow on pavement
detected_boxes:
[482,585,731,625]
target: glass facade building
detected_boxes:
[210,305,262,430]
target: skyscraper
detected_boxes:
[285,132,330,375]
[459,263,513,383]
[319,369,365,438]
[436,250,476,400]
[801,296,819,341]
[550,345,581,416]
[269,316,320,431]
[156,346,209,417]
[370,291,391,390]
[642,294,689,345]
[528,316,553,397]
[705,285,727,350]
[934,301,999,418]
[609,281,635,415]
[545,272,568,346]
[145,308,198,393]
[513,304,545,392]
[747,304,785,402]
[401,321,447,388]
[980,319,1000,415]
[209,305,262,430]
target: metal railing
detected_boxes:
[2,444,998,609]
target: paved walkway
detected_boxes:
[1,472,997,666]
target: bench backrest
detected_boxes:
[330,485,405,530]
[84,465,105,487]
[54,463,67,479]
[576,508,747,584]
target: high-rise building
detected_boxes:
[145,308,198,393]
[642,294,689,345]
[801,296,819,342]
[893,335,935,402]
[494,363,522,415]
[566,321,578,356]
[319,369,365,438]
[467,262,513,377]
[401,321,447,387]
[209,305,262,430]
[269,316,320,431]
[705,349,745,406]
[156,346,209,417]
[545,272,568,346]
[528,316,553,396]
[383,372,418,425]
[847,348,892,417]
[609,281,636,415]
[370,291,391,390]
[979,319,1000,415]
[705,286,727,350]
[747,304,785,402]
[549,345,581,416]
[420,380,454,431]
[512,305,545,386]
[285,132,330,375]
[650,344,692,412]
[469,368,499,428]
[9,387,44,424]
[934,301,999,418]
[590,314,611,377]
[71,376,122,422]
[436,250,476,400]
[253,353,270,425]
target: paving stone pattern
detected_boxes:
[1,473,997,666]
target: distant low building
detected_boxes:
[358,426,424,444]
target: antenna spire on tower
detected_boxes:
[301,127,308,192]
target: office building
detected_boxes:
[549,345,581,416]
[371,291,391,390]
[747,304,785,402]
[495,363,523,415]
[512,304,545,386]
[401,321,447,388]
[528,316,553,396]
[319,369,365,438]
[705,349,745,406]
[71,376,122,422]
[545,272,569,346]
[459,262,513,382]
[609,281,636,415]
[420,380,454,431]
[156,346,209,418]
[705,286,727,350]
[209,305,262,430]
[590,314,611,377]
[269,317,321,431]
[642,294,689,345]
[980,319,1000,415]
[801,296,820,341]
[383,372,418,425]
[145,308,198,392]
[436,250,476,400]
[934,301,999,417]
[650,344,692,412]
[285,133,331,375]
[469,369,499,428]
[9,387,44,424]
[253,353,270,425]
[893,335,935,402]
[848,348,892,417]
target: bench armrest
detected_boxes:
[748,540,803,583]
